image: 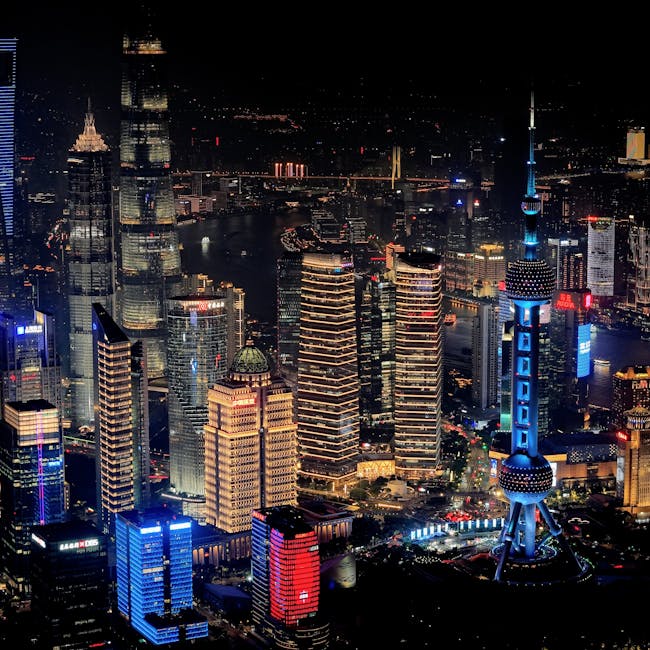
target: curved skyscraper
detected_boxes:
[67,107,113,427]
[118,33,181,377]
[167,296,227,511]
[494,95,583,582]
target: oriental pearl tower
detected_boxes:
[493,94,585,582]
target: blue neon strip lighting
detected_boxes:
[0,40,16,238]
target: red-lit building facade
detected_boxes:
[252,506,328,649]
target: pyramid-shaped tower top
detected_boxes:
[71,100,109,153]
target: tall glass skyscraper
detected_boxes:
[0,40,17,312]
[586,215,615,301]
[117,32,181,377]
[297,252,359,489]
[167,295,227,508]
[67,107,113,427]
[116,509,208,645]
[394,252,443,479]
[277,251,302,382]
[0,400,65,593]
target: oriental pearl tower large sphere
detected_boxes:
[498,452,553,505]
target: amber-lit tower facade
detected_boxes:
[92,304,134,533]
[394,252,443,479]
[297,252,359,489]
[204,341,296,533]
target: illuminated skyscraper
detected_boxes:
[612,365,650,428]
[251,506,329,649]
[358,272,395,424]
[277,251,302,382]
[67,106,114,427]
[549,289,592,423]
[204,341,296,533]
[472,300,500,410]
[394,252,443,479]
[586,216,615,301]
[167,295,227,512]
[92,304,134,533]
[494,95,582,581]
[219,280,246,367]
[130,340,150,508]
[297,252,359,488]
[547,236,585,290]
[0,400,65,593]
[30,521,109,649]
[0,309,61,418]
[117,32,181,377]
[628,222,650,314]
[617,406,650,520]
[116,509,208,645]
[0,39,16,311]
[472,243,506,298]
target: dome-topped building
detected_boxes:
[204,339,297,533]
[230,340,271,386]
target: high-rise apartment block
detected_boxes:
[587,216,615,301]
[471,300,500,409]
[0,39,17,312]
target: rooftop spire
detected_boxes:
[521,89,541,261]
[71,100,108,153]
[526,89,536,197]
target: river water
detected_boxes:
[444,304,650,409]
[177,208,310,322]
[178,211,650,410]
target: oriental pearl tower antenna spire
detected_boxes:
[493,92,584,583]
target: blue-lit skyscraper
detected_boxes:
[0,400,65,593]
[494,96,582,581]
[116,509,208,645]
[0,39,17,312]
[0,40,15,239]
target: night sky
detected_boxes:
[4,3,649,189]
[4,5,646,111]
